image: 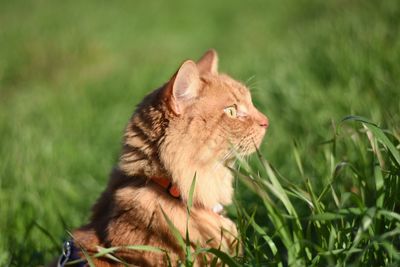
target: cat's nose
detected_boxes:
[257,113,269,129]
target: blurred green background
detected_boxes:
[0,0,399,265]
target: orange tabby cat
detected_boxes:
[67,50,268,266]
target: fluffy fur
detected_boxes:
[70,50,268,266]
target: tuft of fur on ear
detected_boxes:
[196,49,218,75]
[169,60,201,115]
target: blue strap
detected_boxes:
[57,240,86,267]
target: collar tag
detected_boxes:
[212,203,224,214]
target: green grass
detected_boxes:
[232,117,400,266]
[0,0,399,266]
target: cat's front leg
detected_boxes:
[189,208,238,253]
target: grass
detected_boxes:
[232,117,400,266]
[0,0,399,266]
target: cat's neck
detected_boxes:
[118,88,169,179]
[119,146,234,209]
[160,124,235,208]
[170,160,234,208]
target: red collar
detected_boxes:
[151,176,225,214]
[150,176,181,199]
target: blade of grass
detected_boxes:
[242,209,278,257]
[342,116,400,167]
[160,207,186,251]
[185,174,196,266]
[206,248,241,267]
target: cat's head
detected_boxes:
[163,49,268,161]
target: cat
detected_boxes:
[64,49,268,266]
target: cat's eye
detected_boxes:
[224,106,237,118]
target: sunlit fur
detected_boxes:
[71,50,268,266]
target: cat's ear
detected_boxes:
[169,60,201,115]
[196,49,218,75]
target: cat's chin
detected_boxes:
[241,142,264,156]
